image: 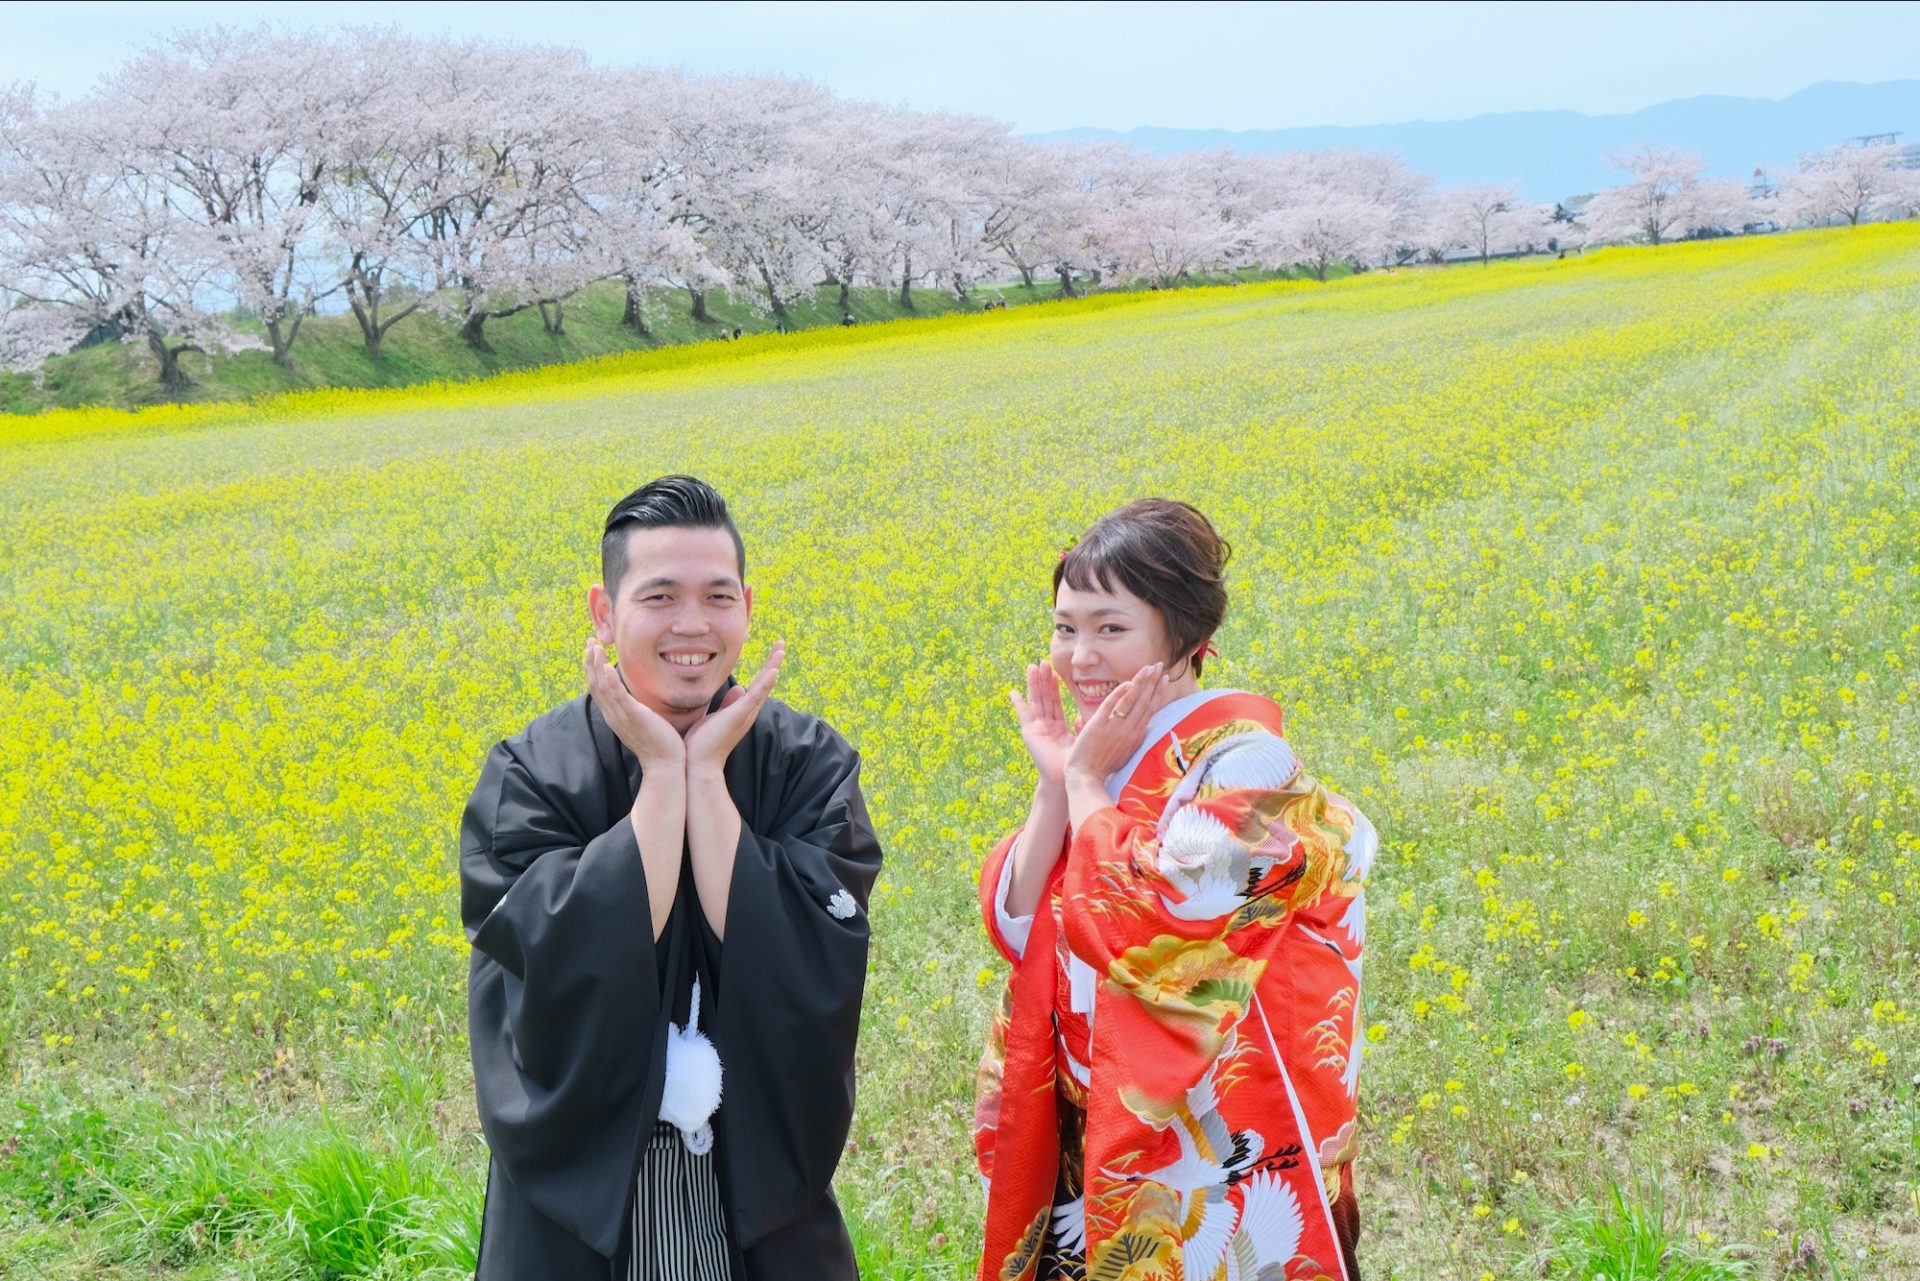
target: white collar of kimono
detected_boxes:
[1104,687,1238,802]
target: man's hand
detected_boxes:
[1011,661,1075,791]
[682,641,783,940]
[584,636,689,939]
[585,636,685,772]
[684,641,785,774]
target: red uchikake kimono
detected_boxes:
[974,691,1375,1281]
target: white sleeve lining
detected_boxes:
[992,841,1035,960]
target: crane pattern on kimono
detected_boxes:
[1097,1030,1320,1279]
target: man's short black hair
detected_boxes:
[601,475,747,595]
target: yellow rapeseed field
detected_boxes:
[2,226,1917,1278]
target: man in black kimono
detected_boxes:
[461,475,881,1280]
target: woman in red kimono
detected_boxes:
[975,499,1375,1281]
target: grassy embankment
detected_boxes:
[0,267,1304,416]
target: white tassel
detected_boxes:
[659,976,723,1154]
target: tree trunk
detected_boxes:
[1057,266,1076,298]
[1019,264,1035,288]
[689,287,710,324]
[838,279,850,314]
[349,294,383,360]
[345,270,417,360]
[898,252,913,310]
[756,264,790,323]
[461,313,494,354]
[539,299,564,335]
[146,329,199,398]
[265,316,298,370]
[622,277,651,337]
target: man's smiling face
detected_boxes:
[589,525,752,732]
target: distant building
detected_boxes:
[1847,132,1920,169]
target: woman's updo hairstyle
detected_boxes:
[1053,499,1231,677]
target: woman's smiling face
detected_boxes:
[1049,578,1180,718]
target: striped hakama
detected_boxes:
[624,1121,734,1281]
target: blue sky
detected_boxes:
[2,0,1916,132]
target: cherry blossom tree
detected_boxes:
[591,71,716,337]
[1245,149,1434,279]
[320,31,448,360]
[405,39,612,352]
[1255,190,1393,281]
[104,29,349,370]
[1032,144,1131,296]
[668,77,869,325]
[862,108,1008,307]
[1778,140,1920,228]
[1581,144,1753,246]
[978,138,1070,289]
[1100,151,1238,287]
[0,295,87,374]
[0,87,239,394]
[1429,183,1557,264]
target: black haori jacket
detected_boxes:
[461,690,880,1279]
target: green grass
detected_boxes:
[1531,1182,1754,1280]
[0,1084,480,1280]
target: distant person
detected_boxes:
[733,326,743,339]
[841,314,856,327]
[974,499,1376,1281]
[462,475,881,1280]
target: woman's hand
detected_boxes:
[1064,662,1172,786]
[1010,662,1075,790]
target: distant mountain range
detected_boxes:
[1032,80,1920,203]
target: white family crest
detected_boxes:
[826,889,857,920]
